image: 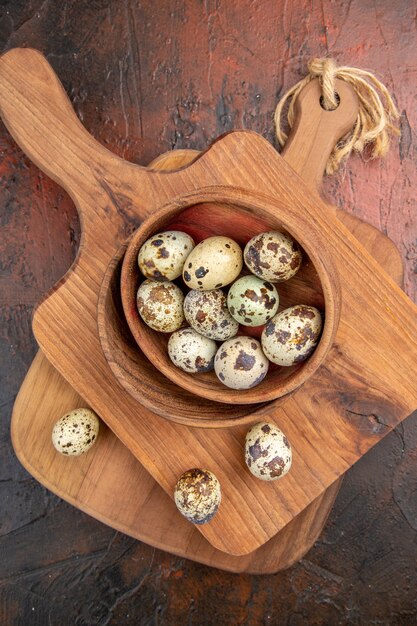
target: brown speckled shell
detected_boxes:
[214,336,269,390]
[174,468,221,524]
[182,236,243,290]
[183,288,239,340]
[244,231,302,282]
[261,305,322,366]
[227,275,279,326]
[168,328,217,373]
[245,422,292,481]
[138,230,195,281]
[51,408,100,456]
[137,279,185,332]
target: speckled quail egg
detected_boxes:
[138,230,195,281]
[182,236,243,290]
[214,337,269,389]
[137,279,184,332]
[168,328,217,373]
[174,468,221,524]
[244,231,302,282]
[245,422,292,481]
[261,305,322,366]
[183,289,239,340]
[52,408,100,456]
[227,275,279,327]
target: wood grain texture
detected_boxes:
[11,351,342,575]
[11,149,403,571]
[1,48,417,557]
[114,79,357,411]
[1,1,416,622]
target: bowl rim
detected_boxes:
[116,185,341,406]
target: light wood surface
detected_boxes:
[99,81,357,424]
[2,48,415,557]
[116,81,357,404]
[116,80,356,409]
[11,156,403,571]
[11,352,341,574]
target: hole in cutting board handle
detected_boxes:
[319,92,341,111]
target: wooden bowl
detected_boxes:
[98,241,261,426]
[102,187,339,415]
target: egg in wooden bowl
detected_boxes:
[97,187,339,427]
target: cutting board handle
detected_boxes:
[0,48,127,202]
[281,78,358,192]
[0,45,361,266]
[0,48,359,220]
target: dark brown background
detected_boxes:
[1,1,416,624]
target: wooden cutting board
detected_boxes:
[2,48,416,557]
[11,148,403,572]
[11,352,341,575]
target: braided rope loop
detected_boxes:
[274,58,400,174]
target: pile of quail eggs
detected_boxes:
[136,229,323,390]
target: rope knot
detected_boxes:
[274,58,400,174]
[307,57,338,110]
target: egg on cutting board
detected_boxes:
[261,305,322,366]
[52,408,100,456]
[183,289,239,340]
[138,230,195,281]
[174,468,221,524]
[227,275,279,326]
[137,279,185,332]
[245,422,292,481]
[244,231,302,282]
[182,236,243,290]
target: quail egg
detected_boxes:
[52,408,100,456]
[261,305,322,366]
[168,328,217,373]
[174,468,221,524]
[183,289,239,340]
[183,236,243,290]
[245,422,292,481]
[244,231,302,282]
[227,275,279,326]
[214,337,269,389]
[137,279,184,332]
[138,230,195,281]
